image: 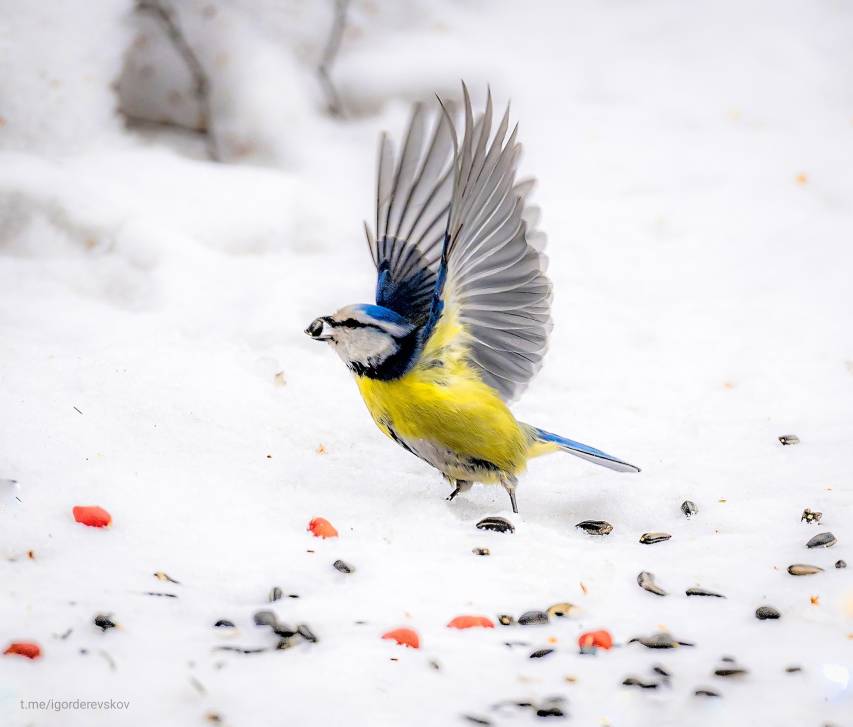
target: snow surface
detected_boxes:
[2,1,852,726]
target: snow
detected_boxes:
[1,1,852,725]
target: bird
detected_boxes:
[305,84,639,513]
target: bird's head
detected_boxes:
[305,304,418,378]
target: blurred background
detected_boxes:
[1,2,852,726]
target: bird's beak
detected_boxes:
[305,317,332,341]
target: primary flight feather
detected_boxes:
[305,84,639,513]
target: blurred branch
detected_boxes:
[318,0,349,118]
[136,0,219,161]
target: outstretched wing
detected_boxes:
[424,86,552,402]
[365,103,456,326]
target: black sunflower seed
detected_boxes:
[681,500,698,518]
[755,605,781,620]
[529,648,555,659]
[518,610,549,625]
[93,614,116,631]
[575,520,613,535]
[836,559,847,569]
[622,676,658,689]
[476,517,514,533]
[806,532,836,548]
[297,624,318,643]
[213,619,235,628]
[686,587,725,598]
[778,434,799,445]
[333,559,355,573]
[639,532,671,544]
[637,571,667,596]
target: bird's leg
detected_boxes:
[446,478,473,502]
[500,475,519,514]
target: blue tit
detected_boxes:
[306,84,638,513]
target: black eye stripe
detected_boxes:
[330,318,387,333]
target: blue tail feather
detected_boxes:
[533,427,640,473]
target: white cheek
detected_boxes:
[334,329,394,365]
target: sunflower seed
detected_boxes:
[715,666,748,677]
[472,547,490,556]
[686,586,725,598]
[755,605,781,620]
[462,716,491,726]
[273,623,297,638]
[836,559,847,569]
[518,610,549,626]
[476,516,514,534]
[637,571,667,596]
[652,664,672,682]
[497,614,515,626]
[269,586,283,602]
[575,520,613,535]
[628,632,694,649]
[296,624,318,643]
[333,559,355,573]
[806,532,836,549]
[275,637,296,650]
[144,591,177,598]
[785,665,802,673]
[640,532,672,544]
[253,610,278,628]
[681,500,698,518]
[778,434,799,445]
[93,614,116,631]
[622,676,658,689]
[788,564,823,576]
[214,645,266,654]
[694,688,720,697]
[213,619,235,628]
[153,571,180,584]
[536,706,566,718]
[529,648,555,659]
[546,602,577,619]
[801,508,822,523]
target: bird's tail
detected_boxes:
[526,426,640,473]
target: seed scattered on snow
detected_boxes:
[681,500,698,518]
[381,627,419,649]
[448,615,494,629]
[273,623,297,638]
[686,586,725,598]
[639,532,671,544]
[778,434,800,445]
[476,516,514,533]
[213,619,235,628]
[333,559,354,573]
[806,532,836,548]
[296,624,317,644]
[4,641,41,659]
[93,614,116,631]
[269,586,283,602]
[518,610,549,626]
[628,632,694,649]
[546,602,577,619]
[575,520,613,535]
[144,591,177,598]
[622,676,658,689]
[253,610,278,628]
[72,505,112,528]
[694,688,720,697]
[788,564,823,576]
[472,547,490,556]
[755,605,781,620]
[801,508,822,524]
[652,664,672,681]
[785,665,803,673]
[462,715,491,726]
[153,571,180,584]
[714,667,748,678]
[307,517,338,538]
[529,648,555,659]
[637,571,667,596]
[836,559,847,569]
[578,630,613,651]
[497,614,515,626]
[214,645,267,654]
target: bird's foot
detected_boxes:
[446,479,473,502]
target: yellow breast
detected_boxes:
[355,314,529,477]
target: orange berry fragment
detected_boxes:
[307,517,338,538]
[72,506,112,528]
[578,629,613,650]
[381,627,420,649]
[447,615,495,629]
[4,642,41,659]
